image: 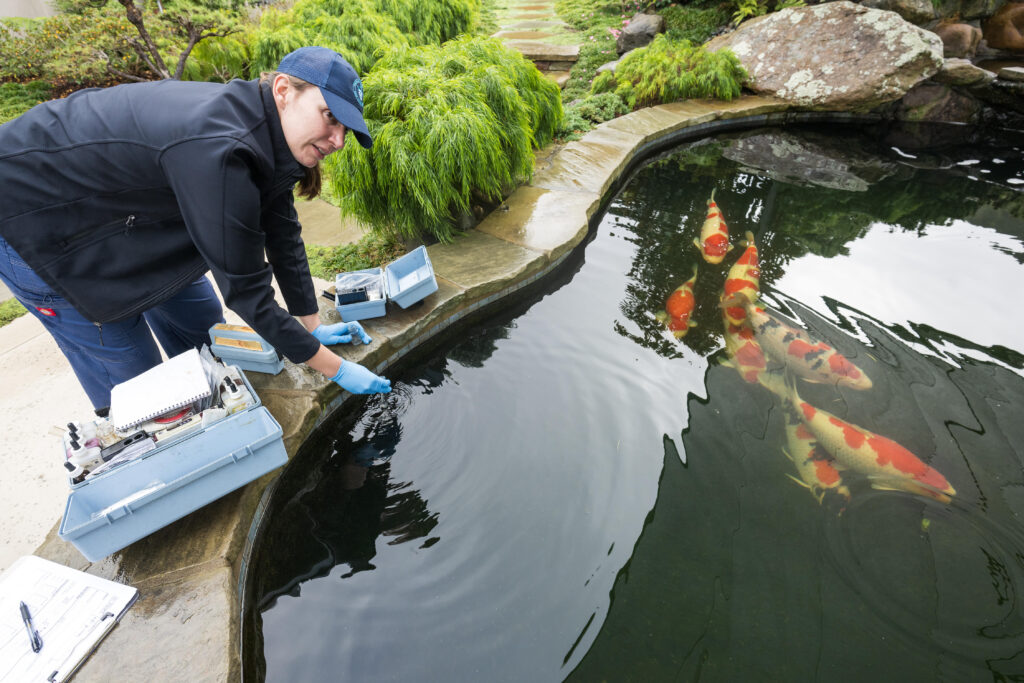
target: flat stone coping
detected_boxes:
[31,95,804,681]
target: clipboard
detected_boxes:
[0,556,137,682]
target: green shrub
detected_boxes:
[0,298,27,328]
[249,0,480,77]
[0,11,140,84]
[328,36,563,243]
[575,91,630,122]
[591,34,747,106]
[304,232,404,280]
[182,28,252,82]
[662,4,732,44]
[0,80,51,124]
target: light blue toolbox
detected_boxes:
[58,369,287,562]
[335,245,438,322]
[208,323,284,374]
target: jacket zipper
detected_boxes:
[94,321,103,346]
[59,214,138,250]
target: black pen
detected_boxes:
[19,601,42,653]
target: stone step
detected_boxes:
[543,70,571,89]
[502,40,579,71]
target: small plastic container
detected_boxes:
[335,245,438,322]
[58,368,287,562]
[208,323,284,375]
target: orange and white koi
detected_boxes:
[781,407,850,504]
[722,294,872,390]
[720,230,760,326]
[655,265,699,338]
[693,189,733,264]
[787,380,955,503]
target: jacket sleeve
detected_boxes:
[159,139,320,364]
[261,189,319,317]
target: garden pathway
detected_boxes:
[492,0,580,88]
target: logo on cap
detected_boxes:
[352,78,364,109]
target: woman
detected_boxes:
[0,46,390,410]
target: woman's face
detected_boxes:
[274,75,347,168]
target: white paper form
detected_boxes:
[0,555,137,683]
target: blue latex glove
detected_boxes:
[312,322,373,346]
[331,360,391,394]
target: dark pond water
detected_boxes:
[246,123,1024,682]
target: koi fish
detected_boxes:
[722,294,872,390]
[693,189,733,264]
[786,379,955,503]
[781,407,850,505]
[655,265,698,338]
[721,230,760,326]
[720,319,769,384]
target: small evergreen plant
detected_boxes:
[327,36,563,244]
[590,34,747,107]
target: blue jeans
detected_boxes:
[0,235,224,410]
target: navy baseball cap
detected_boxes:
[278,47,372,149]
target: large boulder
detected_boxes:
[982,1,1024,52]
[616,13,665,55]
[933,22,983,57]
[893,82,982,122]
[706,1,944,111]
[860,0,935,25]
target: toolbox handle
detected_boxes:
[113,436,278,518]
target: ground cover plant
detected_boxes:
[304,232,404,280]
[553,0,740,140]
[0,298,26,328]
[590,34,746,106]
[328,36,563,244]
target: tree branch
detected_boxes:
[170,14,236,80]
[116,0,170,78]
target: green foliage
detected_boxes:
[375,0,480,45]
[0,80,51,124]
[731,0,766,26]
[575,91,630,122]
[328,36,563,243]
[182,27,252,82]
[592,35,747,106]
[556,91,629,139]
[249,0,480,77]
[304,232,404,280]
[0,0,241,87]
[0,10,137,84]
[732,0,805,26]
[662,4,732,44]
[0,298,27,328]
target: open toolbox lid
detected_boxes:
[335,245,438,321]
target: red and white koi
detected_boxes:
[693,189,733,265]
[781,407,851,505]
[721,319,769,384]
[655,265,699,338]
[787,380,955,503]
[720,230,760,326]
[722,294,872,390]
